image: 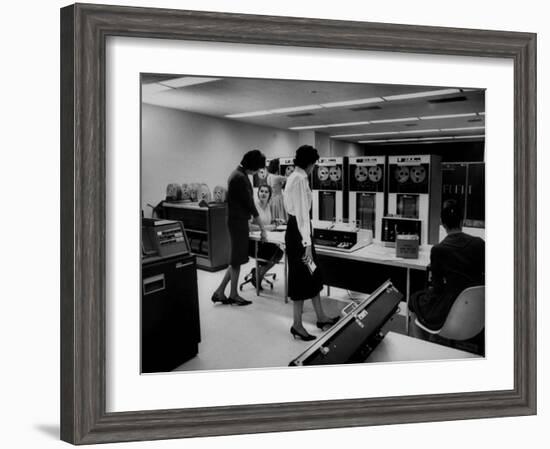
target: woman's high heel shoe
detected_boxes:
[211,292,232,304]
[290,326,316,341]
[316,316,340,330]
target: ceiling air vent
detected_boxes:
[427,96,467,104]
[404,123,418,127]
[287,112,315,118]
[350,105,382,111]
[468,118,483,122]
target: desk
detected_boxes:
[368,331,480,363]
[249,231,431,333]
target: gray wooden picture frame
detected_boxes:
[60,3,537,445]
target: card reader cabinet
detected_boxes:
[141,254,200,373]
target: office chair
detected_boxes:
[414,286,485,352]
[239,265,276,291]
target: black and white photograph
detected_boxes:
[140,74,486,373]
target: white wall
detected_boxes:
[2,1,547,449]
[142,103,298,213]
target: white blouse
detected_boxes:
[283,166,312,247]
[253,197,272,226]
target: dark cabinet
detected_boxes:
[465,163,485,226]
[442,163,467,214]
[163,202,230,271]
[141,254,200,373]
[441,162,485,228]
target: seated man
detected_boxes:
[410,200,485,333]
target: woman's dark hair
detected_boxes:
[267,158,280,174]
[257,184,273,201]
[241,149,266,171]
[293,145,320,169]
[441,199,463,229]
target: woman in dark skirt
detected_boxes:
[283,145,339,341]
[211,149,267,306]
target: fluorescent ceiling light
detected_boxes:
[478,112,486,116]
[454,134,485,139]
[359,136,455,143]
[269,105,322,114]
[419,113,477,120]
[382,88,461,101]
[384,138,424,142]
[440,126,485,132]
[326,121,371,127]
[227,104,321,118]
[320,97,384,108]
[142,83,172,96]
[289,125,331,130]
[417,136,454,141]
[290,121,371,131]
[331,131,401,138]
[159,77,221,88]
[400,129,440,134]
[370,117,419,124]
[226,110,273,118]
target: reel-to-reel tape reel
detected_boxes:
[393,165,427,184]
[317,165,343,183]
[278,157,295,178]
[311,157,345,223]
[385,155,441,246]
[348,156,385,239]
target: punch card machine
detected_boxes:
[311,157,346,222]
[383,155,441,246]
[348,156,385,240]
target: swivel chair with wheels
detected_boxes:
[239,265,276,291]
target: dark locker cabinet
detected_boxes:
[465,163,485,227]
[441,163,467,214]
[441,162,485,228]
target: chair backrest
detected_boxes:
[439,286,485,340]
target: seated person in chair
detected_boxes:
[247,184,284,289]
[410,199,485,334]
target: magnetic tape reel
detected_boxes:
[410,166,426,183]
[354,166,368,182]
[188,183,200,202]
[213,185,227,202]
[329,166,342,182]
[394,166,410,183]
[181,183,191,201]
[198,183,212,202]
[317,166,330,181]
[166,183,182,200]
[368,165,383,183]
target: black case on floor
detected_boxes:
[289,280,403,366]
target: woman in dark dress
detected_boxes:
[283,145,339,340]
[211,149,267,306]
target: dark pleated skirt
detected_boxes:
[284,215,324,301]
[228,218,249,267]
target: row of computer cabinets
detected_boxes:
[441,162,485,228]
